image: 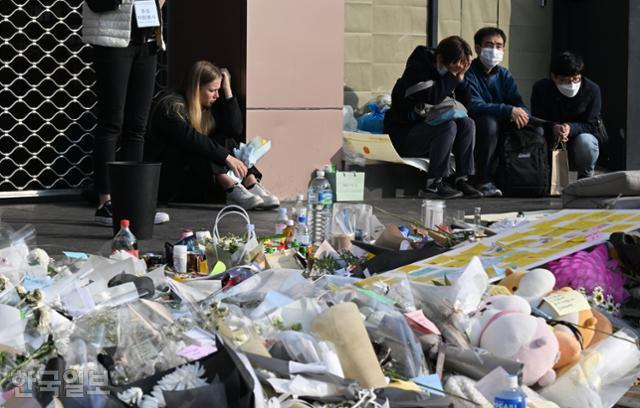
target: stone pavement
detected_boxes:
[0,196,562,257]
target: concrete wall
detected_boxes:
[438,0,553,105]
[344,0,428,111]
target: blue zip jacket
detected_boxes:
[462,59,528,120]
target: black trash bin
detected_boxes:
[108,161,161,239]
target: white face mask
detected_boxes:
[479,47,504,69]
[556,81,581,98]
[436,64,448,76]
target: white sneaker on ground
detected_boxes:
[226,184,264,210]
[154,211,170,224]
[250,183,280,209]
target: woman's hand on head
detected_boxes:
[225,155,247,179]
[221,68,233,98]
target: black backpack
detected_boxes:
[495,125,549,197]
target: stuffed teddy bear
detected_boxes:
[469,295,559,387]
[499,268,556,306]
[538,288,598,349]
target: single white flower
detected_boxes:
[28,248,50,266]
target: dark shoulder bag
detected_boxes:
[86,0,123,13]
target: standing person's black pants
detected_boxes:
[474,116,545,183]
[393,117,476,178]
[92,42,158,195]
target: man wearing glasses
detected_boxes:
[462,27,533,197]
[531,52,602,179]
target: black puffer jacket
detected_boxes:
[384,46,463,142]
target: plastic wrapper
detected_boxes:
[0,224,37,285]
[108,301,193,385]
[311,302,386,388]
[213,269,314,306]
[411,257,489,347]
[227,137,271,183]
[365,309,428,379]
[343,105,357,131]
[540,328,640,407]
[331,204,375,243]
[443,346,523,381]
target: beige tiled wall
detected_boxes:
[344,0,428,112]
[438,0,553,105]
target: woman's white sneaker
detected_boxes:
[226,184,264,210]
[250,183,280,209]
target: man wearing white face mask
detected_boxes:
[531,52,603,179]
[462,27,538,197]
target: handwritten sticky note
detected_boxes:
[177,345,217,361]
[405,309,441,335]
[335,171,365,202]
[543,290,590,316]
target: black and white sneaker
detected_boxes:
[456,178,484,198]
[94,201,113,226]
[425,180,463,199]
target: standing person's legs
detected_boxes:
[473,115,503,196]
[570,133,599,179]
[92,45,135,204]
[121,43,158,162]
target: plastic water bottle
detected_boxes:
[494,375,526,408]
[294,215,310,246]
[274,208,289,234]
[112,219,138,257]
[307,169,333,244]
[292,193,306,221]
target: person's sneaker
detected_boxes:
[154,211,170,224]
[94,201,113,226]
[425,180,463,199]
[477,182,503,197]
[226,183,264,210]
[456,178,484,198]
[250,183,280,209]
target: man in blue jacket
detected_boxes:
[462,27,532,197]
[531,52,603,179]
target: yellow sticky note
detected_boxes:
[551,212,585,223]
[458,243,490,256]
[624,215,640,223]
[498,233,530,244]
[543,290,591,316]
[559,221,602,231]
[603,213,635,223]
[601,224,636,234]
[427,255,454,265]
[526,227,558,237]
[509,239,540,248]
[396,264,422,273]
[551,240,580,251]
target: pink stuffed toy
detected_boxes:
[548,244,628,309]
[470,295,559,387]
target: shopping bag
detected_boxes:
[550,142,569,196]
